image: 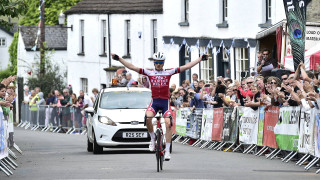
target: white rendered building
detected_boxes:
[65,0,163,96]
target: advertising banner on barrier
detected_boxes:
[175,108,190,136]
[239,107,259,145]
[315,109,320,158]
[298,108,315,155]
[274,106,300,151]
[211,108,224,141]
[0,109,8,160]
[201,109,213,141]
[263,106,280,149]
[257,106,265,146]
[8,110,14,148]
[186,109,203,139]
[222,107,234,142]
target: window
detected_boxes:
[185,0,189,22]
[216,0,228,28]
[152,20,157,54]
[223,0,228,22]
[101,20,107,55]
[80,78,88,94]
[0,38,6,47]
[201,48,213,83]
[79,20,85,54]
[267,0,272,20]
[126,20,131,57]
[179,0,189,26]
[235,48,249,80]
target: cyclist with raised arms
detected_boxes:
[112,52,208,161]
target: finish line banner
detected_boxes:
[283,0,309,70]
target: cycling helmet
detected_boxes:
[152,52,166,61]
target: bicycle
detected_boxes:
[145,110,173,172]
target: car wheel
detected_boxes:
[93,131,103,154]
[87,137,93,152]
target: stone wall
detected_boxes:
[307,0,320,22]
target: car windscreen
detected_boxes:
[100,91,151,109]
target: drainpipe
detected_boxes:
[108,14,111,68]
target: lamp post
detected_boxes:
[58,10,73,31]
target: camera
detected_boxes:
[217,80,222,85]
[204,84,210,87]
[189,92,195,96]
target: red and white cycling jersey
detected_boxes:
[139,67,180,99]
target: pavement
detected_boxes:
[1,127,320,180]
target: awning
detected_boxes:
[256,20,286,39]
[284,43,320,71]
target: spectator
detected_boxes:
[182,80,188,91]
[174,89,186,108]
[224,78,233,88]
[191,73,199,89]
[23,86,31,104]
[80,90,93,109]
[257,49,278,77]
[91,88,99,103]
[131,81,139,87]
[237,77,254,101]
[244,83,261,110]
[139,76,150,88]
[126,72,134,87]
[0,84,12,117]
[200,83,215,108]
[193,80,201,93]
[170,84,176,91]
[189,89,205,109]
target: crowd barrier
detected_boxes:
[172,104,320,174]
[0,108,21,176]
[18,104,87,135]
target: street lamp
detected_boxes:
[58,10,73,31]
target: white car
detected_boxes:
[85,87,153,154]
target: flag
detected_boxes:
[282,0,310,70]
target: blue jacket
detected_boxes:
[190,93,205,108]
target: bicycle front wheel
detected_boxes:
[156,129,161,172]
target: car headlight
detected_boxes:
[98,116,117,126]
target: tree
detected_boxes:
[27,49,66,99]
[20,0,81,25]
[0,0,27,29]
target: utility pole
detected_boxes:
[40,0,45,76]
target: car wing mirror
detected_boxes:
[85,107,94,116]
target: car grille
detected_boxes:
[112,128,151,142]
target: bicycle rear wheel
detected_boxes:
[156,129,161,172]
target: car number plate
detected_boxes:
[123,132,147,138]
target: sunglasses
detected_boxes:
[247,81,253,84]
[282,78,288,80]
[154,61,164,64]
[263,53,268,55]
[270,82,277,85]
[289,76,295,79]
